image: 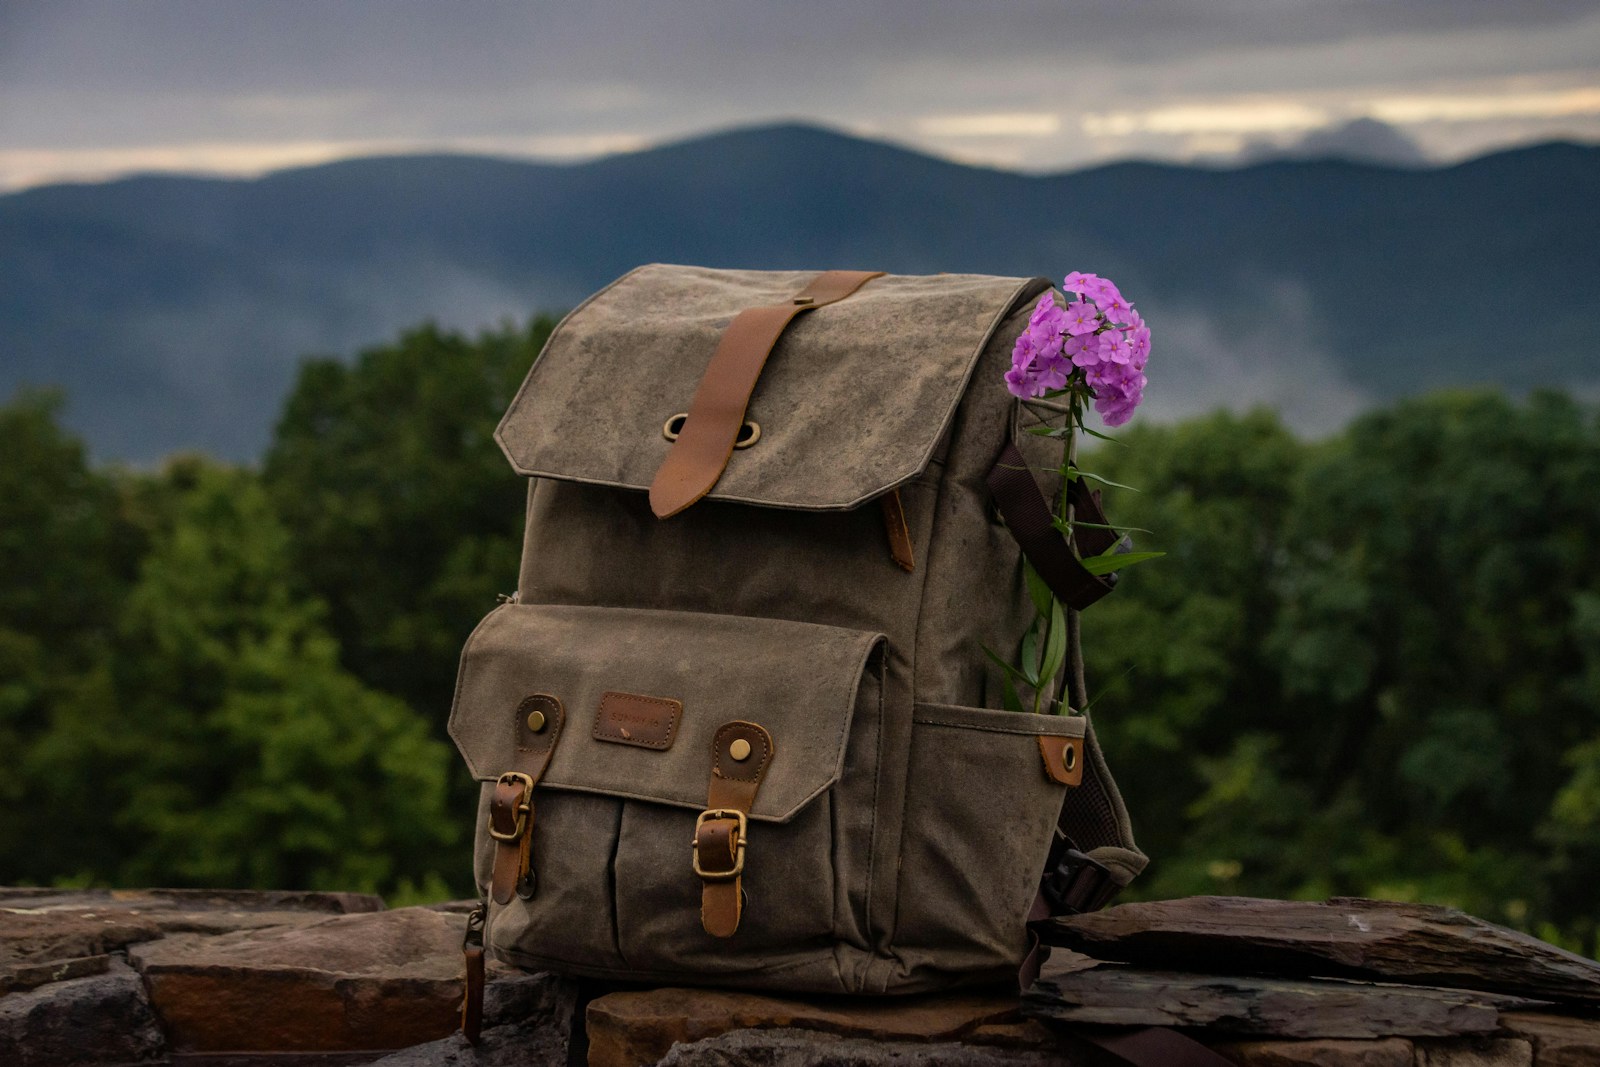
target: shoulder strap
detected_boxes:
[986,440,1117,611]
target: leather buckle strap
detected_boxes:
[487,772,533,841]
[692,808,747,880]
[488,694,566,906]
[697,721,774,937]
[649,269,883,519]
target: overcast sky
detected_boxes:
[2,0,1598,190]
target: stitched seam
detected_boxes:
[910,715,1083,737]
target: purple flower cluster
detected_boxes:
[1005,271,1150,426]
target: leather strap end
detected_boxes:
[460,942,485,1043]
[881,489,916,573]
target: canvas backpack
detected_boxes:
[450,265,1148,1024]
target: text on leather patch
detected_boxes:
[594,691,682,750]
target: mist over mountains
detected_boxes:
[2,123,1596,461]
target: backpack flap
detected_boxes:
[496,264,1047,512]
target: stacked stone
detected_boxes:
[4,889,1599,1065]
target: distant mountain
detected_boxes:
[2,124,1596,460]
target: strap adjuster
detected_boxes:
[1041,844,1121,915]
[692,808,747,880]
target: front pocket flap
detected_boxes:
[450,604,885,823]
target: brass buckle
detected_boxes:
[691,808,747,880]
[488,772,534,842]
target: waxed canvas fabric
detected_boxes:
[450,264,1146,994]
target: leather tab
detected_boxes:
[697,721,774,937]
[489,694,566,905]
[649,270,883,519]
[593,690,682,750]
[1038,734,1084,787]
[880,489,916,573]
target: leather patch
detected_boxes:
[593,691,682,750]
[1039,734,1084,787]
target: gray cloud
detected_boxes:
[1,0,1597,184]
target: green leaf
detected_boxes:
[1000,673,1024,712]
[981,643,1029,684]
[1072,468,1141,492]
[1023,559,1054,617]
[1079,550,1166,577]
[1081,666,1136,715]
[1020,625,1042,686]
[1025,425,1073,440]
[1052,518,1153,537]
[1038,599,1067,688]
[1078,424,1123,445]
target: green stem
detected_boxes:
[1059,393,1089,713]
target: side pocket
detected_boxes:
[890,703,1083,988]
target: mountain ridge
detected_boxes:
[2,123,1596,460]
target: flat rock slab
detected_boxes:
[130,907,465,1053]
[1214,1037,1416,1067]
[0,887,384,915]
[586,986,1039,1067]
[1045,896,1600,1005]
[1024,964,1549,1039]
[655,1027,1075,1066]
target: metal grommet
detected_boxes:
[729,738,753,762]
[733,421,761,450]
[526,709,547,733]
[662,413,688,442]
[1062,742,1077,772]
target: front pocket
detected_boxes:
[890,702,1084,989]
[450,603,886,989]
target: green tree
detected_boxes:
[32,460,459,894]
[262,318,555,722]
[0,390,139,882]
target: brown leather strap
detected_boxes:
[649,270,883,519]
[987,441,1116,611]
[489,694,566,905]
[695,721,774,937]
[460,903,486,1044]
[880,490,916,573]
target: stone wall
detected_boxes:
[4,889,1598,1066]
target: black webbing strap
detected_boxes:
[986,441,1115,611]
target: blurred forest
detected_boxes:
[2,320,1598,954]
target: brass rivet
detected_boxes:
[729,738,752,761]
[1062,743,1077,772]
[526,709,547,733]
